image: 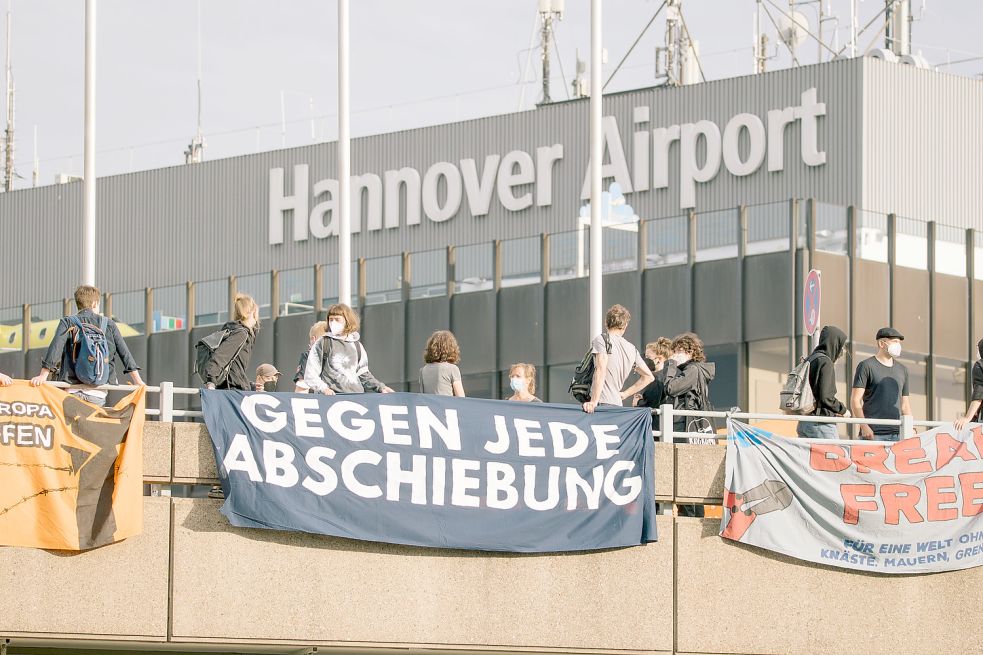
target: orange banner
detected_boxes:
[0,381,145,550]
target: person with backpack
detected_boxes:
[794,325,849,438]
[304,303,394,395]
[954,337,983,431]
[293,321,327,392]
[200,293,259,391]
[662,333,716,437]
[419,330,465,397]
[30,284,144,405]
[579,304,653,414]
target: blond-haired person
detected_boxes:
[294,321,327,392]
[201,293,260,391]
[507,363,542,402]
[419,330,465,397]
[304,303,393,394]
[31,284,145,405]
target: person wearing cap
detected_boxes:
[850,327,911,441]
[254,363,281,392]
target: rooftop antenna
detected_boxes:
[753,0,771,73]
[184,0,204,164]
[538,0,564,104]
[3,0,15,192]
[885,0,912,57]
[657,0,702,86]
[777,7,809,63]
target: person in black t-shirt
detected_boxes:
[851,327,911,442]
[635,337,673,430]
[955,337,983,431]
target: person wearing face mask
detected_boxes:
[635,337,673,430]
[304,303,394,395]
[254,363,281,392]
[955,338,983,431]
[203,293,259,391]
[662,333,716,436]
[294,321,327,393]
[507,363,542,402]
[851,327,911,441]
[797,325,850,439]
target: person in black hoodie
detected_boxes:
[797,325,849,438]
[955,337,983,431]
[663,333,716,438]
[202,293,259,391]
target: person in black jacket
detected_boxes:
[203,293,259,391]
[797,325,849,438]
[635,337,673,430]
[955,337,983,431]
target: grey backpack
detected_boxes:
[779,354,827,415]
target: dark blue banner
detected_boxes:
[201,390,657,552]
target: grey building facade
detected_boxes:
[0,57,981,424]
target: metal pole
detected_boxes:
[82,0,97,285]
[337,0,352,306]
[589,0,603,338]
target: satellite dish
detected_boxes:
[777,10,809,49]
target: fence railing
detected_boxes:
[46,381,203,420]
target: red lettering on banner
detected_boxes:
[971,426,983,459]
[849,444,891,474]
[890,438,932,474]
[880,484,924,525]
[925,475,958,521]
[811,444,851,472]
[841,484,878,524]
[960,472,983,517]
[936,433,977,470]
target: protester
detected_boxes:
[582,304,654,413]
[954,337,983,431]
[30,285,144,405]
[507,363,542,402]
[851,327,911,441]
[201,293,259,391]
[634,337,673,429]
[304,303,394,394]
[662,332,716,436]
[293,321,327,392]
[419,330,465,397]
[254,363,281,392]
[0,371,11,386]
[797,325,850,438]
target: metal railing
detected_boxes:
[46,381,203,420]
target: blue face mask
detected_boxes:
[510,377,527,393]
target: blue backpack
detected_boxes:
[65,315,112,385]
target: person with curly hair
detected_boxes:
[663,332,716,434]
[507,362,542,402]
[419,330,465,397]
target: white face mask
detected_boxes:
[328,319,344,335]
[887,342,902,358]
[510,377,527,393]
[672,352,691,365]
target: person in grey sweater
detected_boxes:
[303,303,393,395]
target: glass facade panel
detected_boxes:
[501,236,541,287]
[935,225,967,277]
[279,267,314,316]
[645,215,687,268]
[935,359,968,424]
[603,226,637,273]
[153,284,187,332]
[695,208,738,262]
[856,210,888,262]
[410,249,446,299]
[896,217,928,270]
[746,202,789,255]
[364,255,402,305]
[110,290,146,335]
[194,279,228,327]
[548,230,580,281]
[237,272,273,319]
[455,243,493,293]
[815,202,848,255]
[321,262,360,308]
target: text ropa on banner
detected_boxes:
[0,381,145,550]
[201,390,657,552]
[722,419,983,573]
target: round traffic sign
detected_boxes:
[803,269,822,336]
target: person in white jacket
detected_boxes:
[304,303,394,395]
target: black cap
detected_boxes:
[875,327,905,341]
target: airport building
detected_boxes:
[1,57,982,422]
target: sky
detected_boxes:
[1,0,981,186]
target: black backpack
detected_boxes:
[569,333,612,403]
[194,327,247,386]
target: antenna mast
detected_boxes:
[184,0,204,164]
[538,0,564,104]
[3,0,14,192]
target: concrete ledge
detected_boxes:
[653,442,673,500]
[674,518,983,655]
[143,421,172,482]
[170,499,673,652]
[172,422,217,482]
[0,498,171,638]
[673,444,725,502]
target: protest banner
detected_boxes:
[0,381,146,550]
[723,419,983,573]
[201,390,657,552]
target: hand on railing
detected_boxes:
[0,371,11,386]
